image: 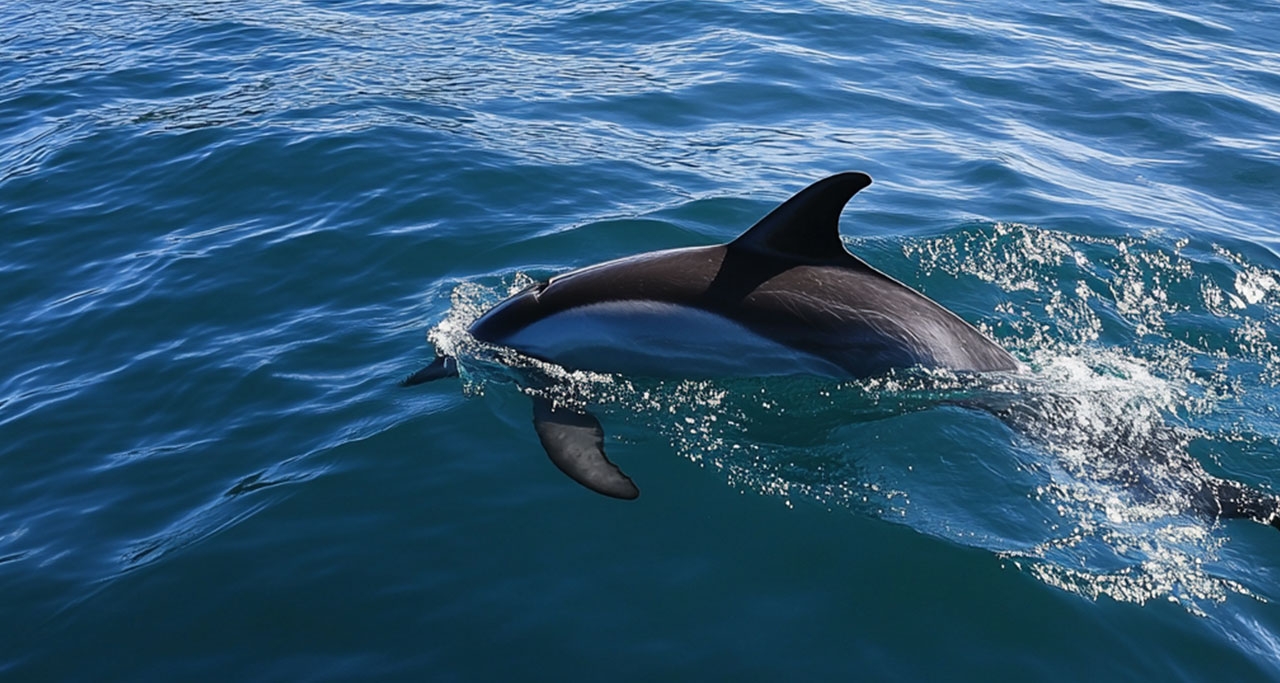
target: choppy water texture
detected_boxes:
[4,0,1280,680]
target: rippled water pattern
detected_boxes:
[4,0,1280,680]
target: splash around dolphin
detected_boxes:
[403,172,1280,531]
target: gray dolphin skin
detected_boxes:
[404,172,1280,531]
[468,172,1018,379]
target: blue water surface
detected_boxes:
[4,0,1280,680]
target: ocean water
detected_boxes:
[4,0,1280,679]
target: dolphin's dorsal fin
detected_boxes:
[730,172,872,262]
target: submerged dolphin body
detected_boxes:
[405,173,1280,530]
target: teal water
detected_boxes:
[4,0,1280,679]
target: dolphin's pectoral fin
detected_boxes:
[532,397,639,500]
[401,355,458,386]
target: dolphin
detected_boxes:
[404,172,1280,531]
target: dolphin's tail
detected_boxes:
[1196,476,1280,531]
[401,355,458,386]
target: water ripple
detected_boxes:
[4,0,1280,678]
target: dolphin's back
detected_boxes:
[745,261,1017,375]
[468,171,1018,378]
[468,244,1015,378]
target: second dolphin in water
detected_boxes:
[404,172,1279,531]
